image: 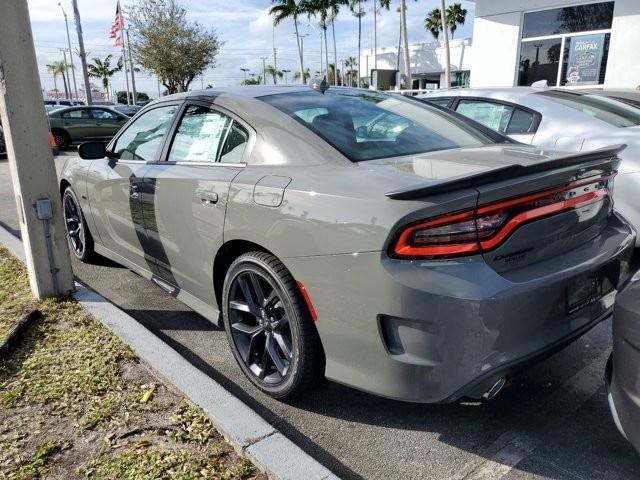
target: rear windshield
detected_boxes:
[260,89,493,161]
[536,90,640,127]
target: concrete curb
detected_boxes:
[0,226,338,480]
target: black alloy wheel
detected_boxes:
[222,252,323,399]
[62,187,94,262]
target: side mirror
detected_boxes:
[78,141,107,160]
[356,125,368,138]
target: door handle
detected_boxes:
[129,184,139,199]
[195,189,218,205]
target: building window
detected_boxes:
[518,2,614,87]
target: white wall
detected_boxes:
[470,0,640,88]
[606,0,640,88]
[470,12,521,87]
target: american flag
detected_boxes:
[108,1,125,47]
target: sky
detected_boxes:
[28,0,475,99]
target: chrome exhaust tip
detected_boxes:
[482,377,507,401]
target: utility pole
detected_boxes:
[0,1,74,298]
[282,69,290,85]
[72,0,92,105]
[260,56,268,85]
[341,58,344,86]
[240,68,250,83]
[157,77,161,98]
[439,0,451,89]
[319,31,323,77]
[59,2,78,100]
[125,29,137,104]
[59,48,70,99]
[373,0,377,71]
[272,23,277,73]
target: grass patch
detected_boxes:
[0,246,264,479]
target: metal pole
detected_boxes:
[374,0,377,71]
[273,23,277,73]
[71,0,92,105]
[341,59,344,86]
[59,48,70,99]
[121,28,131,105]
[320,31,323,76]
[157,77,161,97]
[300,36,305,84]
[439,0,451,89]
[59,3,78,100]
[282,69,290,85]
[261,56,268,85]
[125,29,137,104]
[0,1,74,298]
[240,68,249,82]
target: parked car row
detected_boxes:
[47,106,130,148]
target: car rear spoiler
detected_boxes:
[385,144,626,200]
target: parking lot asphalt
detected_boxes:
[1,153,639,480]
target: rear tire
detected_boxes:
[222,251,323,399]
[62,186,95,263]
[52,129,70,149]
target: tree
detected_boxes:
[293,68,311,83]
[241,75,263,85]
[129,0,221,94]
[47,60,69,99]
[350,0,365,87]
[87,55,123,101]
[265,65,283,84]
[344,56,357,86]
[305,0,331,80]
[446,3,467,38]
[116,90,150,104]
[271,0,308,84]
[327,63,341,85]
[424,3,468,40]
[373,0,391,72]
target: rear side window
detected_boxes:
[220,122,249,163]
[426,98,453,108]
[455,100,535,134]
[261,90,492,162]
[61,109,90,119]
[113,105,178,161]
[456,100,513,132]
[92,109,120,120]
[168,105,232,164]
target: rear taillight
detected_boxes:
[392,175,612,259]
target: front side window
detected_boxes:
[261,90,493,162]
[536,90,640,128]
[168,105,233,163]
[113,105,178,161]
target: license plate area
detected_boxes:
[566,271,611,315]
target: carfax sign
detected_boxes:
[565,33,605,85]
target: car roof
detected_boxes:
[420,87,540,98]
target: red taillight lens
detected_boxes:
[392,175,612,259]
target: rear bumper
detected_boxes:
[606,279,640,453]
[286,213,636,403]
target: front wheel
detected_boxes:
[62,186,95,262]
[222,252,324,399]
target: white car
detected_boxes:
[418,87,640,244]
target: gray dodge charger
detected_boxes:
[60,86,636,402]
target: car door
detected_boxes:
[454,98,539,144]
[141,101,251,302]
[59,107,94,142]
[86,103,181,269]
[90,108,129,139]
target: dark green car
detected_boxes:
[48,106,129,148]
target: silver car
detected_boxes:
[60,86,635,402]
[418,87,640,244]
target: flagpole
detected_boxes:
[125,28,137,105]
[121,26,131,105]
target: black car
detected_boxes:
[112,104,143,117]
[607,272,640,453]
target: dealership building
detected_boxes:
[470,0,640,88]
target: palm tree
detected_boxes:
[271,0,308,84]
[373,0,391,71]
[327,63,341,85]
[47,60,69,99]
[87,55,123,101]
[446,3,467,38]
[344,56,357,86]
[350,0,365,87]
[241,75,263,85]
[265,65,283,84]
[305,0,331,80]
[293,68,311,83]
[328,0,348,86]
[424,8,442,39]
